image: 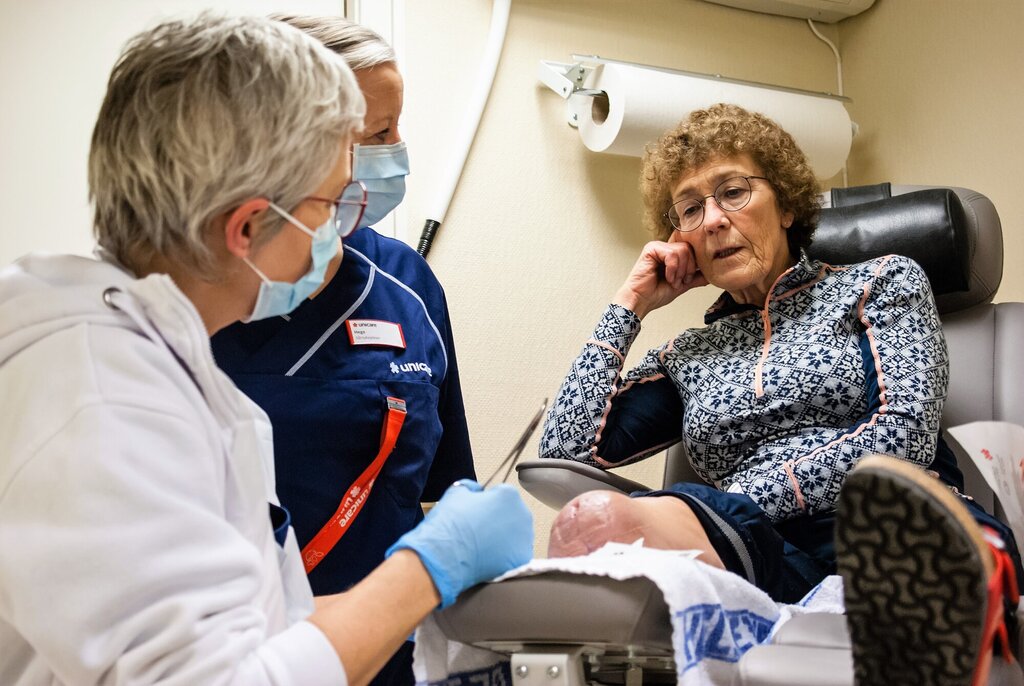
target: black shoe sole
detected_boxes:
[836,455,992,686]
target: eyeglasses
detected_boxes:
[665,175,770,232]
[304,180,368,238]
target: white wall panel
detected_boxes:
[0,0,344,264]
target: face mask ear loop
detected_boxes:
[267,201,316,238]
[243,257,272,283]
[243,201,319,281]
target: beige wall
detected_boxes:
[404,0,1024,555]
[838,0,1024,301]
[0,0,345,265]
[402,0,845,553]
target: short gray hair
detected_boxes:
[89,13,366,277]
[271,14,396,70]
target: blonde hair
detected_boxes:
[640,103,820,255]
[271,14,396,69]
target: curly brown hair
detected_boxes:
[640,104,820,256]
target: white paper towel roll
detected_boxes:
[573,62,852,179]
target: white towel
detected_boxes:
[413,542,844,686]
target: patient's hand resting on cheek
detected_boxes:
[612,240,708,320]
[548,491,725,569]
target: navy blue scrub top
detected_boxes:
[212,227,475,594]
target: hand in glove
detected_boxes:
[386,480,533,607]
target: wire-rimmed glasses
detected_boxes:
[305,180,368,238]
[665,175,769,232]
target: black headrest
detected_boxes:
[807,188,971,297]
[831,182,893,206]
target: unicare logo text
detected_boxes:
[390,361,432,377]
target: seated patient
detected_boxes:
[540,104,1021,611]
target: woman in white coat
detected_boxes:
[0,14,532,686]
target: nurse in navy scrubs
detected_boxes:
[210,16,474,686]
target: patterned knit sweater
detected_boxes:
[539,254,949,523]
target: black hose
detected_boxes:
[417,219,441,258]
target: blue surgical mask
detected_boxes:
[352,141,410,227]
[242,202,339,322]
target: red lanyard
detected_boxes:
[301,397,407,574]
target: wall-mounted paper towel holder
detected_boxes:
[537,55,856,179]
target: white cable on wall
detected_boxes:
[417,0,511,257]
[807,18,849,187]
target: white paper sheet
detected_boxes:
[947,421,1024,550]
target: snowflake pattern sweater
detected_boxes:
[539,254,948,523]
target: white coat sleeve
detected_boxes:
[0,400,345,685]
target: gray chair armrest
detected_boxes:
[515,460,652,510]
[434,573,673,652]
[771,614,851,649]
[737,645,853,686]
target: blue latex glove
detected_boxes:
[385,480,533,608]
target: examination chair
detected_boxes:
[434,184,1024,685]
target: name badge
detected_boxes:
[346,319,406,349]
